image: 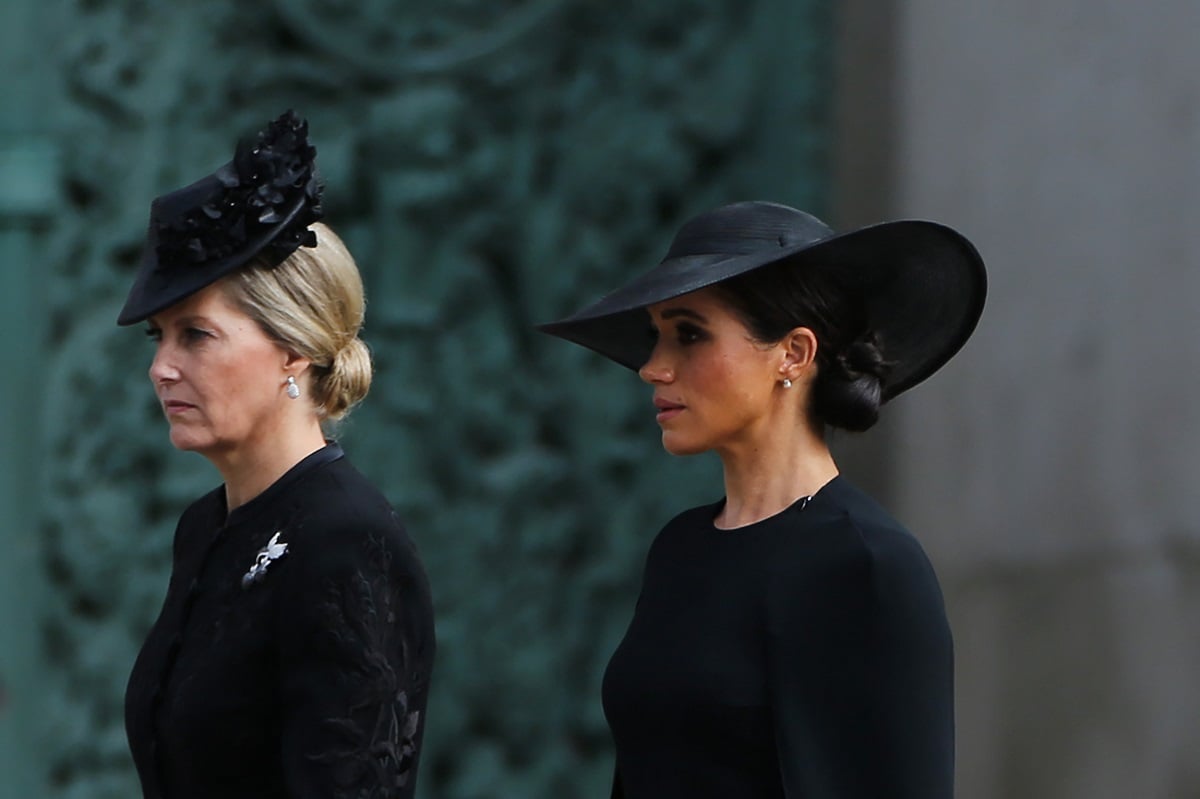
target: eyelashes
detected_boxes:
[674,322,706,345]
[142,327,211,344]
[646,322,707,346]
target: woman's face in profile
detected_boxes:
[639,286,784,456]
[145,281,294,457]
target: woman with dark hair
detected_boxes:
[120,111,435,799]
[540,201,986,798]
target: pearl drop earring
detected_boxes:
[286,375,300,399]
[782,378,793,389]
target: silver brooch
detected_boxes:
[241,531,289,590]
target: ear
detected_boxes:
[282,350,312,377]
[778,326,818,382]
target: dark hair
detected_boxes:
[714,256,893,432]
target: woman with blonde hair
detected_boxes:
[120,111,435,799]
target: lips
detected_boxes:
[653,397,685,423]
[162,399,197,415]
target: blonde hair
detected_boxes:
[224,222,372,421]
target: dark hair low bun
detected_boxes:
[811,333,892,432]
[716,260,896,433]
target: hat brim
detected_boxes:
[116,173,314,326]
[538,220,986,401]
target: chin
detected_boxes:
[659,431,710,457]
[168,435,204,453]
[167,426,213,454]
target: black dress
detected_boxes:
[125,444,436,799]
[602,476,953,798]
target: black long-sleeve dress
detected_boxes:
[601,476,954,798]
[125,443,436,799]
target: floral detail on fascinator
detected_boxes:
[155,110,324,269]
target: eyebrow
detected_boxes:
[659,307,708,323]
[175,315,217,327]
[146,314,218,330]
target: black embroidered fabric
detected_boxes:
[124,448,436,799]
[305,534,424,797]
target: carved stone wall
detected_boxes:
[33,1,831,797]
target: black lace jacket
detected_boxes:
[125,445,436,799]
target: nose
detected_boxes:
[638,344,674,384]
[148,342,180,385]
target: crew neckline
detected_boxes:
[709,474,843,532]
[223,442,344,527]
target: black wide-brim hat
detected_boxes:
[117,110,324,325]
[538,201,986,400]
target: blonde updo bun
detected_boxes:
[223,222,373,421]
[321,338,373,420]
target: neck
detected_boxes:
[210,420,327,512]
[714,420,838,530]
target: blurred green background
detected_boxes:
[13,1,1200,798]
[0,2,830,797]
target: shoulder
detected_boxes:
[280,458,427,590]
[287,458,404,539]
[790,477,935,572]
[291,456,396,521]
[767,477,946,617]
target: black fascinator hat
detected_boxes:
[117,110,324,325]
[539,201,986,400]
